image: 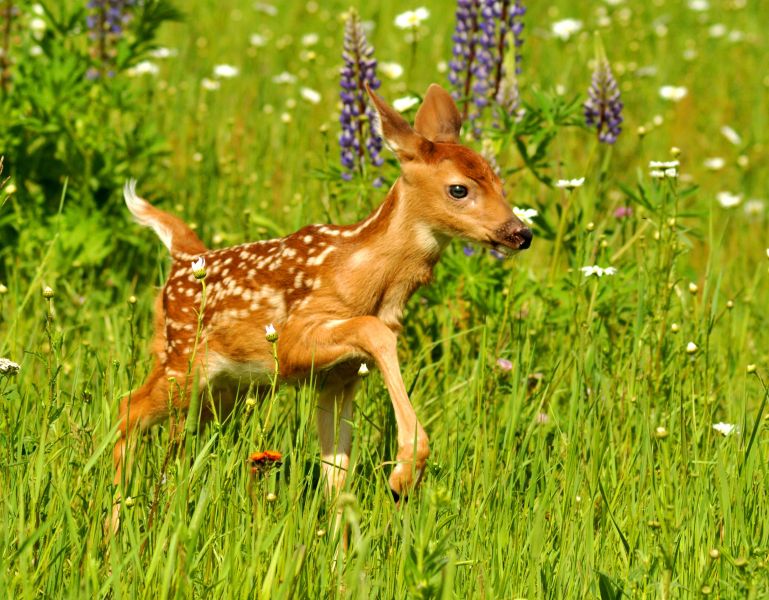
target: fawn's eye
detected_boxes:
[448,184,468,199]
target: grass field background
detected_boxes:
[1,0,768,597]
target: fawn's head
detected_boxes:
[368,83,532,255]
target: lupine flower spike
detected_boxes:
[448,0,481,117]
[86,0,135,79]
[339,10,384,184]
[584,34,623,144]
[448,1,526,133]
[492,1,526,109]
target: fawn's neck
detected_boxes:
[340,179,448,328]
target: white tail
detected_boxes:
[123,179,207,259]
[110,83,531,529]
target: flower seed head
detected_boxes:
[265,324,278,343]
[0,358,21,376]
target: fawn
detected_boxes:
[111,83,531,525]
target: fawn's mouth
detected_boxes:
[487,241,518,256]
[487,231,532,255]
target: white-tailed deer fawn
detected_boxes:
[111,83,531,525]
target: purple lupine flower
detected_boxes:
[507,1,526,77]
[339,10,383,181]
[584,37,623,144]
[472,1,497,109]
[494,1,526,115]
[86,0,135,79]
[448,0,481,111]
[448,1,527,132]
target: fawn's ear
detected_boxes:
[366,84,425,161]
[414,84,462,144]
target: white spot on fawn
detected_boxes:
[306,246,335,266]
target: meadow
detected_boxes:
[1,0,768,597]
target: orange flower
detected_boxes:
[249,450,283,474]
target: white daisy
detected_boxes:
[712,422,737,436]
[213,64,239,78]
[716,191,742,208]
[513,207,538,225]
[554,177,585,190]
[394,7,430,29]
[300,87,321,104]
[392,96,420,112]
[659,86,688,102]
[379,61,404,80]
[551,19,583,41]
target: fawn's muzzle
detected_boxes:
[495,221,533,251]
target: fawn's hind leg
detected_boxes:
[108,365,174,533]
[112,365,173,486]
[317,379,358,498]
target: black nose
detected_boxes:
[516,227,532,249]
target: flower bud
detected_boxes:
[265,324,278,343]
[43,286,54,299]
[358,362,370,378]
[191,256,207,280]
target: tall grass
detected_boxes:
[1,0,768,597]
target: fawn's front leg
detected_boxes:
[281,316,429,499]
